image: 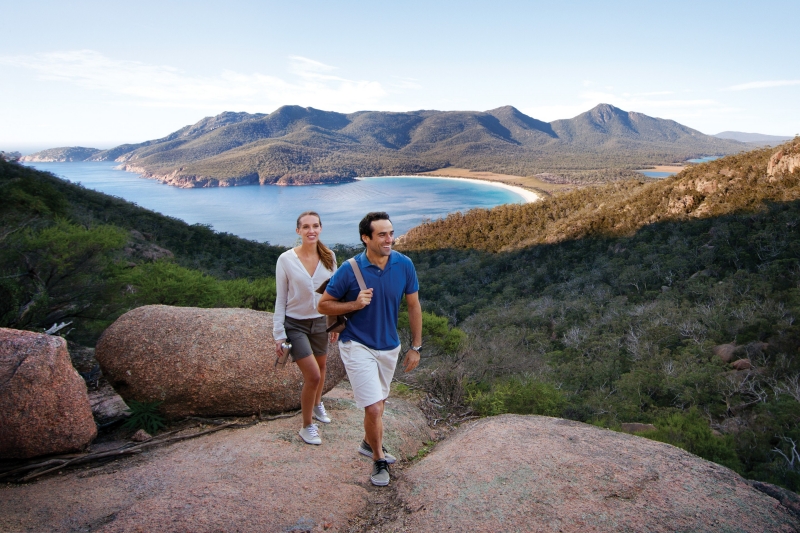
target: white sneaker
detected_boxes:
[313,402,331,424]
[299,424,321,445]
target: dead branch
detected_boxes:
[3,418,261,483]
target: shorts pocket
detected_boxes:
[311,316,327,334]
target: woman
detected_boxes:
[274,211,338,445]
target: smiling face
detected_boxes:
[362,218,394,258]
[296,214,322,245]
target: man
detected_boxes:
[318,212,422,486]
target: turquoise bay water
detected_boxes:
[638,171,673,178]
[25,162,525,246]
[687,156,721,164]
[637,155,723,178]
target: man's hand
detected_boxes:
[403,348,420,372]
[355,288,373,309]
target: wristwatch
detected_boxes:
[410,344,422,353]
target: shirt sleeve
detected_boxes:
[405,258,420,295]
[325,259,353,300]
[273,254,289,341]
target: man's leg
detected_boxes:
[364,399,385,460]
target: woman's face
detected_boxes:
[296,214,322,244]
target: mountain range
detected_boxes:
[22,104,750,187]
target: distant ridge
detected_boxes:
[714,131,794,145]
[25,104,748,187]
[20,146,101,162]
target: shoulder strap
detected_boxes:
[347,257,367,291]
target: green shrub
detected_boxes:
[398,310,466,357]
[122,400,166,435]
[466,377,565,417]
[637,409,742,472]
[218,277,276,311]
[122,260,224,307]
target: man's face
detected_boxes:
[363,219,394,258]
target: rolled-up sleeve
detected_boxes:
[273,255,289,341]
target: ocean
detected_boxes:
[24,162,525,246]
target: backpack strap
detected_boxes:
[347,257,367,291]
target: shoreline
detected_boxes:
[357,174,541,203]
[636,165,686,174]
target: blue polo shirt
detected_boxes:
[325,250,419,351]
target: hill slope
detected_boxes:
[400,138,800,491]
[26,104,747,186]
[0,160,285,343]
[398,138,800,252]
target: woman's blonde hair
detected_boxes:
[296,211,335,271]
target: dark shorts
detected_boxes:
[284,316,329,361]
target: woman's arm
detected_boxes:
[273,254,289,343]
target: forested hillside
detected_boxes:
[0,160,286,344]
[399,141,800,251]
[25,104,747,187]
[402,138,800,491]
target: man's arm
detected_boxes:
[317,288,373,315]
[403,291,422,372]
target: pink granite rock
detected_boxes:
[95,305,346,418]
[712,343,737,363]
[386,415,800,532]
[0,328,97,459]
[731,358,752,370]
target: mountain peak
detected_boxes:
[586,103,627,122]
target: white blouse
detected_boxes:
[273,248,336,341]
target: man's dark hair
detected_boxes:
[359,212,391,247]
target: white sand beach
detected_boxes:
[358,175,541,203]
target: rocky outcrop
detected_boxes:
[0,328,97,459]
[0,384,434,533]
[768,139,800,177]
[385,415,800,532]
[95,305,347,418]
[731,358,752,370]
[120,165,261,188]
[712,343,737,363]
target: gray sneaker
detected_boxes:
[299,424,321,445]
[313,402,331,424]
[370,459,390,486]
[358,440,396,464]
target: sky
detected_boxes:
[1,0,798,154]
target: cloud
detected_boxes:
[724,80,800,91]
[0,49,391,112]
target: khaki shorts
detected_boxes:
[339,340,400,408]
[284,316,328,361]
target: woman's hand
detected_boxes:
[275,341,285,358]
[329,332,339,343]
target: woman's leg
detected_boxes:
[313,354,328,406]
[295,355,321,428]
